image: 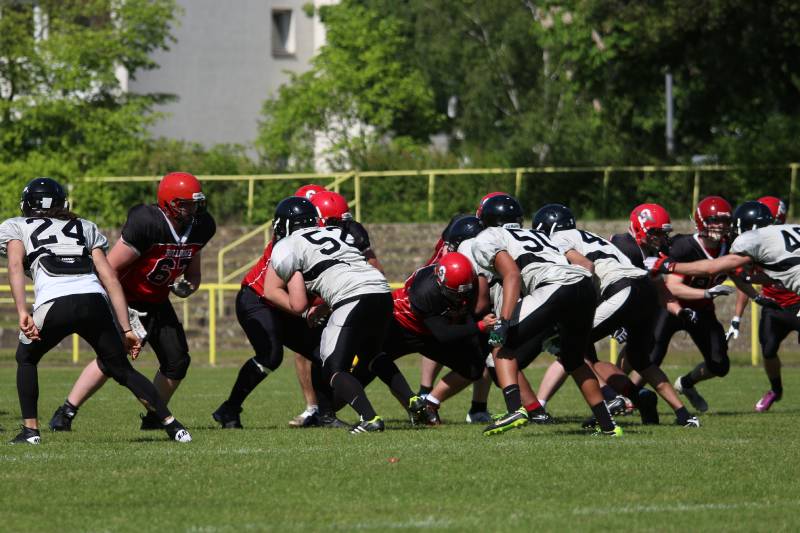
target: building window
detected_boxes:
[271,9,295,57]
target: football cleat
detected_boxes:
[425,404,442,426]
[678,416,701,428]
[527,407,555,425]
[407,395,429,426]
[593,425,624,437]
[288,406,319,428]
[465,410,492,424]
[674,377,709,413]
[212,402,243,429]
[165,420,192,443]
[49,405,76,432]
[637,389,660,425]
[581,415,598,429]
[483,407,528,436]
[10,426,41,445]
[605,395,632,417]
[755,390,781,412]
[350,416,385,434]
[139,411,163,430]
[317,412,348,428]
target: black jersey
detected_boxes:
[668,233,727,310]
[610,233,646,269]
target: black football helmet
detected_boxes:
[532,204,576,236]
[478,194,524,228]
[20,177,68,216]
[444,215,483,250]
[732,201,774,236]
[272,197,318,240]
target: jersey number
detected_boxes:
[26,218,86,248]
[578,230,608,246]
[507,228,560,253]
[147,257,191,285]
[301,229,342,255]
[781,227,800,253]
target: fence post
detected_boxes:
[602,167,611,218]
[751,296,760,367]
[692,170,701,212]
[354,173,361,221]
[427,173,436,219]
[247,178,255,223]
[515,168,523,199]
[209,286,216,366]
[72,333,79,364]
[789,163,798,219]
[609,337,618,365]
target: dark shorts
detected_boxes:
[759,304,800,360]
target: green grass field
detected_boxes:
[1,357,798,532]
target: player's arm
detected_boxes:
[423,314,494,344]
[93,248,141,357]
[564,249,595,274]
[666,254,752,277]
[263,265,308,315]
[107,238,141,273]
[364,250,385,274]
[172,251,202,298]
[664,273,708,300]
[474,275,491,316]
[494,251,520,321]
[7,240,39,341]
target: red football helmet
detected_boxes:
[695,195,732,242]
[476,191,509,217]
[295,184,326,200]
[157,172,206,224]
[311,190,351,224]
[758,196,787,224]
[435,252,477,308]
[629,203,672,251]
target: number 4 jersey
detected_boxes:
[0,216,108,308]
[118,205,216,303]
[731,224,800,295]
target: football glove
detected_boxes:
[648,254,676,275]
[726,316,740,341]
[612,327,628,344]
[488,320,509,347]
[754,294,782,310]
[127,307,148,341]
[704,285,735,299]
[678,307,698,325]
[170,278,195,298]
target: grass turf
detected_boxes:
[1,358,799,532]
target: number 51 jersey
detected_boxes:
[118,205,216,303]
[731,224,800,295]
[270,226,390,308]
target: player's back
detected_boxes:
[732,224,800,295]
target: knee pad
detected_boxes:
[253,346,283,372]
[160,353,191,380]
[98,355,134,385]
[707,357,730,378]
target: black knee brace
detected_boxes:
[160,353,191,380]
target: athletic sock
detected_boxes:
[591,401,616,432]
[539,399,547,408]
[331,372,377,421]
[674,406,691,425]
[62,400,78,418]
[227,358,270,408]
[680,373,696,389]
[469,401,488,414]
[502,385,522,413]
[769,377,783,396]
[600,385,617,402]
[426,395,441,407]
[524,401,542,415]
[418,384,433,396]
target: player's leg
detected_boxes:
[288,353,319,427]
[418,356,443,397]
[148,301,191,402]
[755,306,794,411]
[466,368,493,422]
[676,311,729,412]
[423,336,485,423]
[49,359,109,431]
[537,360,568,407]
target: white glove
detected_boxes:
[170,278,195,298]
[704,285,735,299]
[612,327,628,344]
[726,316,740,341]
[127,307,148,341]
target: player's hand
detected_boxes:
[128,307,148,341]
[480,313,498,330]
[755,294,782,310]
[488,320,509,347]
[612,327,628,344]
[170,278,196,298]
[678,307,699,325]
[726,316,740,341]
[647,254,675,275]
[123,330,142,360]
[19,312,40,341]
[302,304,330,327]
[705,285,735,299]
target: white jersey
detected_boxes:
[730,224,800,294]
[472,226,590,296]
[271,225,390,308]
[0,216,108,308]
[551,228,647,294]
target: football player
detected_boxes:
[2,178,191,444]
[723,196,795,412]
[464,194,621,436]
[263,197,397,433]
[49,172,215,431]
[532,204,700,427]
[647,196,737,413]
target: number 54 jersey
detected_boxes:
[118,205,216,303]
[270,226,390,308]
[731,224,800,295]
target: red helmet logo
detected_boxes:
[629,203,672,246]
[295,184,327,200]
[157,172,205,223]
[435,252,476,307]
[476,191,509,217]
[311,190,351,224]
[758,196,786,224]
[695,195,732,241]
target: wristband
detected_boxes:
[122,329,132,334]
[731,316,741,322]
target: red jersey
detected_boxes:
[241,241,275,298]
[118,205,216,304]
[762,283,800,308]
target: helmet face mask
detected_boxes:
[702,216,731,242]
[629,203,672,253]
[694,196,733,244]
[158,172,205,225]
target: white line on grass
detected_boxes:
[572,499,800,516]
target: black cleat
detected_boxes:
[527,407,555,424]
[164,419,192,443]
[407,395,432,426]
[350,416,385,434]
[212,402,243,429]
[49,405,76,432]
[10,426,41,445]
[637,388,660,425]
[606,395,633,417]
[581,415,598,429]
[139,411,163,431]
[317,412,348,428]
